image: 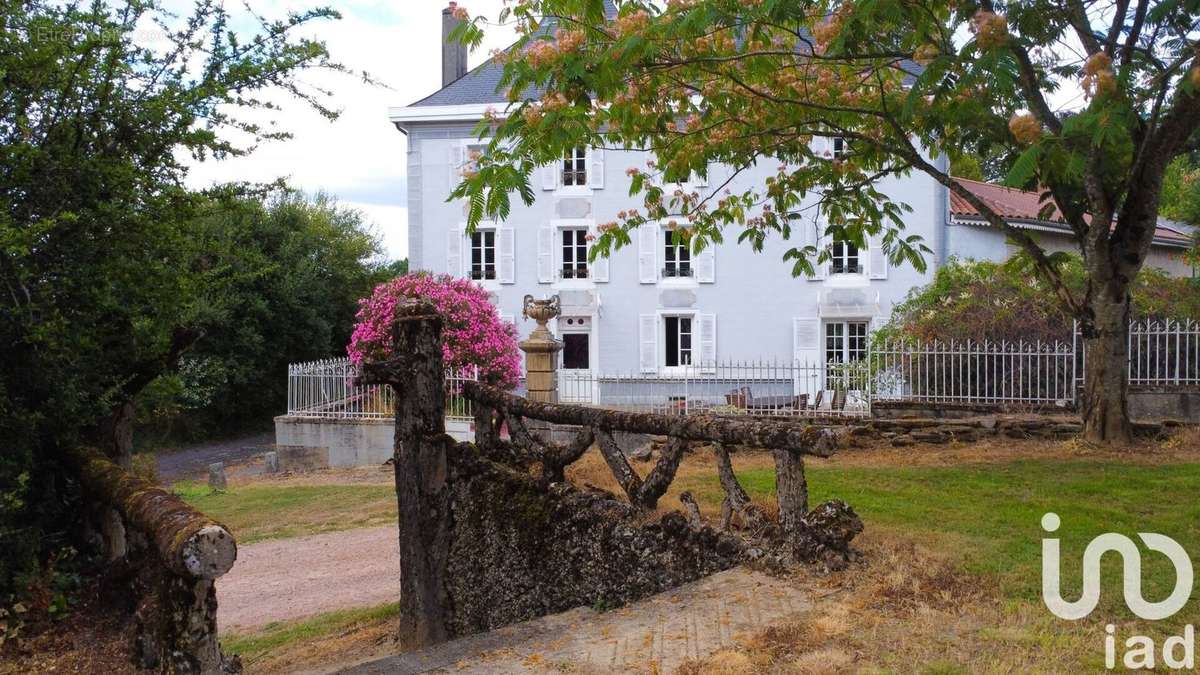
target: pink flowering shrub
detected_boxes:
[348,273,522,388]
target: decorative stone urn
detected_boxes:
[520,294,563,403]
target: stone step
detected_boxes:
[337,568,808,675]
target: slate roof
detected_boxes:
[411,0,618,107]
[950,177,1191,246]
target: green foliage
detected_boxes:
[0,0,350,596]
[135,191,387,440]
[879,258,1200,343]
[950,155,985,181]
[452,0,1199,304]
[1160,156,1200,267]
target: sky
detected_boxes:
[183,1,519,262]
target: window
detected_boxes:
[560,228,589,279]
[825,321,868,363]
[562,146,587,186]
[664,315,693,367]
[464,143,485,176]
[831,137,846,158]
[562,333,589,370]
[830,240,861,275]
[663,230,692,278]
[469,230,496,280]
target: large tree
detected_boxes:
[452,0,1200,443]
[0,0,351,590]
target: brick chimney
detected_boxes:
[442,2,469,87]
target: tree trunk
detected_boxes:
[772,449,808,536]
[1080,294,1134,444]
[100,401,135,469]
[388,306,452,648]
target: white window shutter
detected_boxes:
[536,225,554,283]
[868,234,888,279]
[587,147,605,189]
[696,244,715,283]
[793,317,822,398]
[639,314,658,373]
[637,226,657,284]
[589,226,609,282]
[699,313,717,372]
[449,145,464,190]
[541,163,558,191]
[446,225,463,277]
[498,226,516,284]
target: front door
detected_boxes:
[559,316,595,403]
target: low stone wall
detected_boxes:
[856,415,1171,446]
[273,415,472,468]
[871,399,1075,419]
[444,442,744,634]
[874,391,1200,424]
[1128,388,1200,423]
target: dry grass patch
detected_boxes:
[680,530,1103,674]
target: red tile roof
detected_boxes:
[949,177,1191,246]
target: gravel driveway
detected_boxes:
[156,432,275,483]
[217,526,400,632]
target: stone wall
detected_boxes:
[274,415,473,468]
[873,391,1200,424]
[1128,389,1200,423]
[443,442,744,634]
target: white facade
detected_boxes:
[393,114,948,381]
[391,3,1193,388]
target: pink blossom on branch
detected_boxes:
[348,273,522,389]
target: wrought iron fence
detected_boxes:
[1122,319,1200,387]
[560,360,873,418]
[871,339,1076,405]
[286,358,478,421]
[287,320,1198,421]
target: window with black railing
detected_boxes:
[830,240,861,275]
[562,146,587,186]
[470,230,496,280]
[560,228,589,279]
[663,229,692,279]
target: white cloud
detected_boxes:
[183,1,517,260]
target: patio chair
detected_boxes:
[831,389,846,411]
[723,386,753,409]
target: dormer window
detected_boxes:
[830,240,861,275]
[562,146,587,186]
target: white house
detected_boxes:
[387,3,1193,392]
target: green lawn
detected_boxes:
[682,459,1200,620]
[174,482,396,544]
[221,602,399,664]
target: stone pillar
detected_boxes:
[520,294,563,404]
[359,302,452,649]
